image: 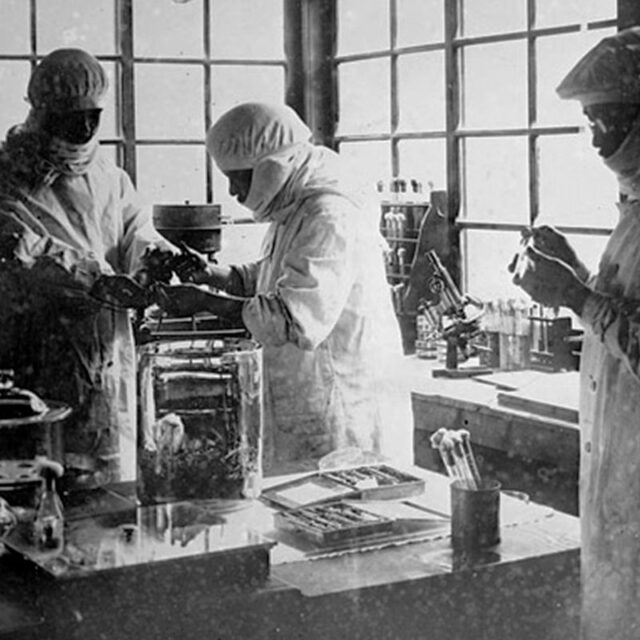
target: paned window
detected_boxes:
[336,0,618,302]
[0,0,286,220]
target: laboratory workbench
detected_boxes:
[0,467,580,640]
[405,356,581,514]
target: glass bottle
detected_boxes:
[34,468,64,550]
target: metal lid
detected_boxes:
[0,370,49,419]
[0,370,71,427]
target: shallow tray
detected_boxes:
[274,501,394,546]
[262,464,426,510]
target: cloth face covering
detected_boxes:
[604,112,640,199]
[47,135,99,178]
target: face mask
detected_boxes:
[47,136,99,177]
[603,114,640,198]
[42,109,102,145]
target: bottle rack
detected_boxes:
[380,201,431,285]
[379,188,432,354]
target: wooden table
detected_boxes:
[0,467,580,640]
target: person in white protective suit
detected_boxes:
[0,49,177,483]
[510,27,640,640]
[163,102,413,473]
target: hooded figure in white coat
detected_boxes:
[165,102,413,473]
[0,49,176,482]
[511,27,640,640]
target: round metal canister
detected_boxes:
[152,204,222,255]
[450,479,501,550]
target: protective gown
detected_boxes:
[578,115,640,640]
[0,141,165,482]
[224,143,413,471]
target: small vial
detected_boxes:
[34,467,64,550]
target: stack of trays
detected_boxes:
[263,464,425,546]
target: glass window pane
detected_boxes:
[462,42,527,129]
[537,134,618,229]
[0,0,30,54]
[134,0,203,58]
[461,0,526,37]
[397,52,445,131]
[99,62,119,139]
[136,145,206,207]
[463,137,529,224]
[211,66,286,121]
[536,0,616,28]
[338,141,392,195]
[463,229,525,302]
[398,139,446,192]
[135,64,204,139]
[396,0,444,46]
[0,62,31,139]
[337,0,390,56]
[536,29,616,127]
[210,0,284,60]
[337,59,391,135]
[37,0,116,55]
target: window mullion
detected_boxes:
[445,0,462,286]
[390,0,399,176]
[528,0,539,227]
[203,0,213,203]
[118,0,136,182]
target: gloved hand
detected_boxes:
[171,242,212,284]
[511,245,590,313]
[527,225,590,282]
[154,283,245,318]
[90,274,153,309]
[135,246,178,286]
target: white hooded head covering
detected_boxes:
[3,49,107,186]
[557,28,640,198]
[28,48,109,113]
[207,102,352,221]
[206,102,311,171]
[556,27,640,106]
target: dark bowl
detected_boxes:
[153,204,222,254]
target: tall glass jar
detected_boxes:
[137,338,263,505]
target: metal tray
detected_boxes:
[274,501,394,546]
[262,464,426,510]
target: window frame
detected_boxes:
[0,0,290,205]
[332,0,621,292]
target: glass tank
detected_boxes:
[137,338,263,505]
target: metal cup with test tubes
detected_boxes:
[430,428,482,489]
[431,428,501,549]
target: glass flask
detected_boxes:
[34,468,64,550]
[137,337,263,505]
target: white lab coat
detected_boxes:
[0,150,167,482]
[579,199,640,639]
[230,146,413,472]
